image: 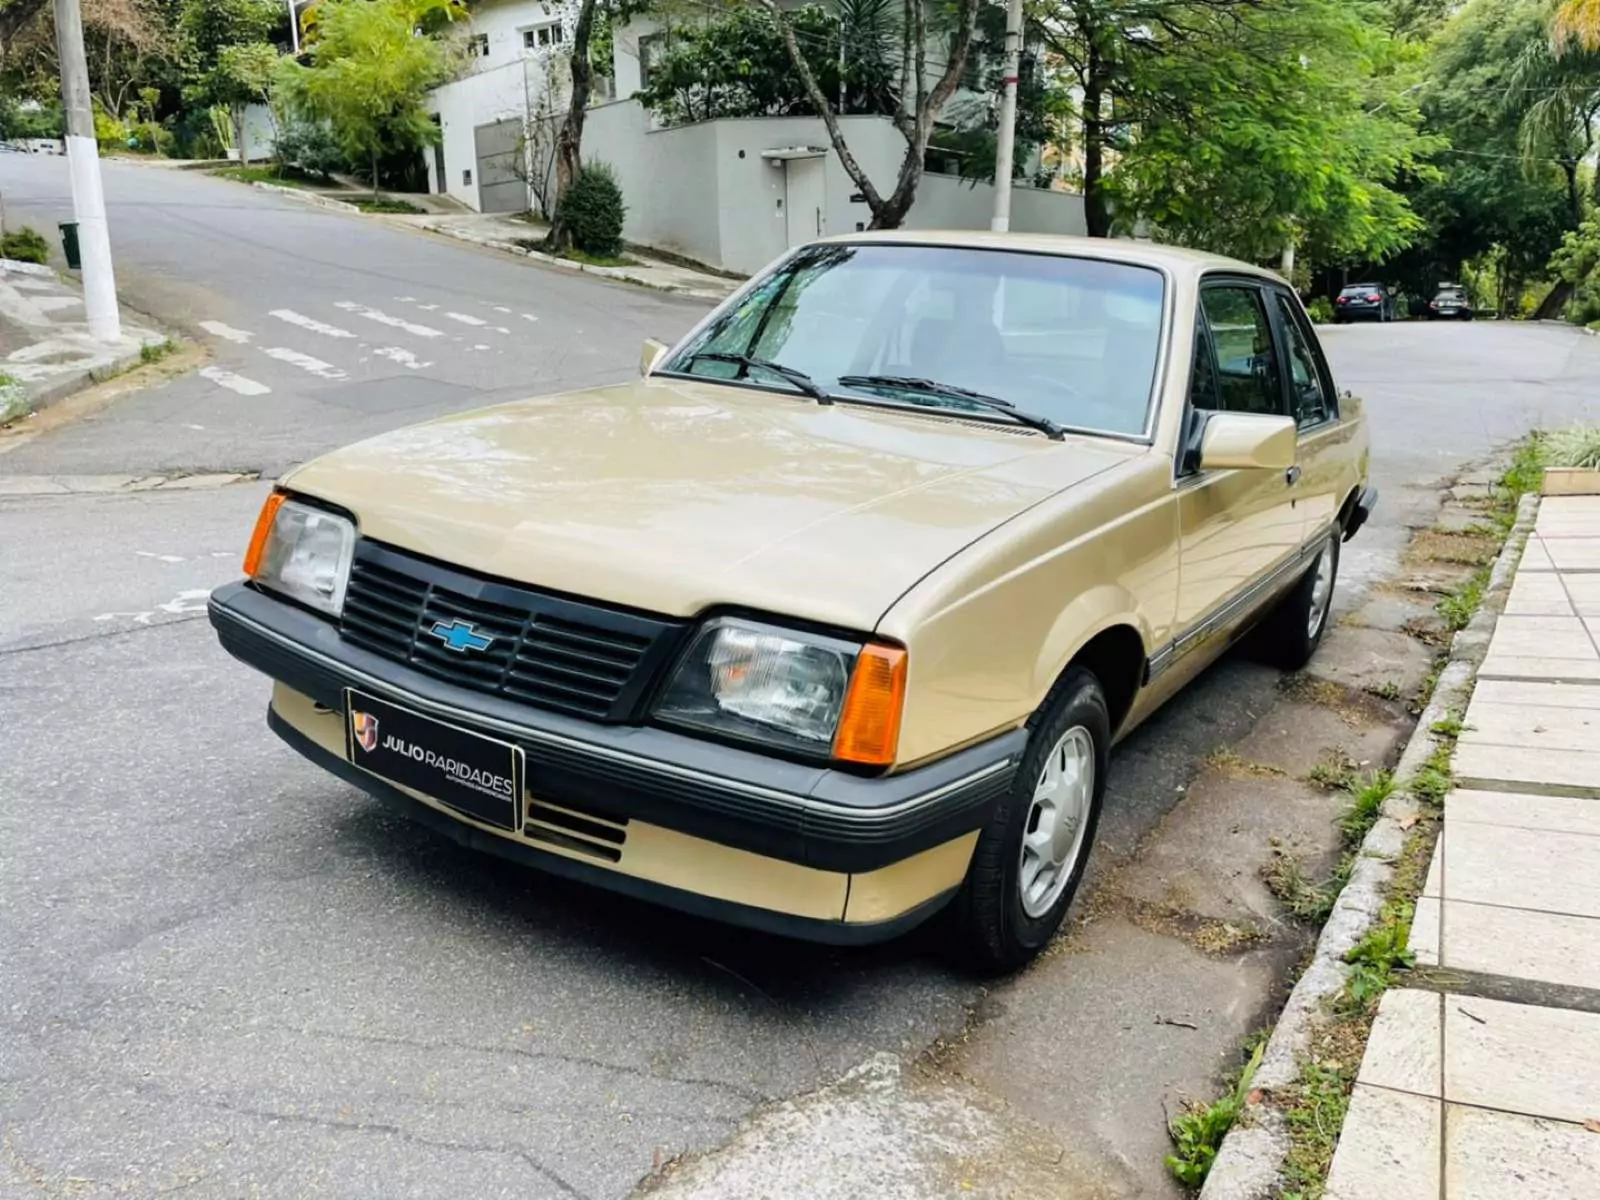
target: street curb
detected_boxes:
[413,219,733,300]
[249,181,360,213]
[1199,488,1540,1200]
[21,342,159,415]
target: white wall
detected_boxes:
[462,0,568,76]
[426,58,547,208]
[584,99,723,265]
[908,172,1088,238]
[239,103,276,164]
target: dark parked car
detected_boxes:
[1334,283,1398,323]
[1428,286,1474,320]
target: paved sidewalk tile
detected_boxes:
[1410,895,1440,966]
[1476,655,1600,683]
[1543,536,1600,571]
[1518,540,1559,572]
[1454,740,1600,793]
[1446,1105,1600,1200]
[1470,678,1600,709]
[1505,573,1579,615]
[1445,996,1600,1122]
[1448,788,1600,836]
[1437,899,1600,990]
[1357,989,1441,1096]
[1480,615,1600,660]
[1460,701,1600,753]
[1443,821,1600,914]
[1323,1084,1440,1200]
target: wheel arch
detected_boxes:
[1043,621,1148,739]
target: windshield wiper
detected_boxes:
[836,375,1065,441]
[685,352,833,405]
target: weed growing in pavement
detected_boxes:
[1278,1045,1360,1200]
[1437,563,1490,631]
[1409,743,1454,808]
[1204,748,1288,779]
[1429,710,1466,739]
[1364,680,1403,702]
[1339,917,1417,1015]
[1166,1039,1266,1187]
[1306,752,1360,792]
[1339,771,1396,846]
[1262,851,1341,923]
[140,339,177,365]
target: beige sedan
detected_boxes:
[210,232,1373,972]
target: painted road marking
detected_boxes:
[269,309,356,339]
[198,321,253,344]
[373,346,432,370]
[199,366,270,396]
[94,588,212,626]
[262,347,348,380]
[521,313,539,322]
[334,302,444,338]
[444,311,487,326]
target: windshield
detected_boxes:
[1341,284,1380,295]
[661,243,1166,437]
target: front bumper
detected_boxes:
[210,583,1023,938]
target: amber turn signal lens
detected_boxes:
[243,491,286,577]
[833,645,907,767]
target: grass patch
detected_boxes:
[1339,770,1396,846]
[1306,751,1359,792]
[1166,1038,1267,1188]
[1410,742,1454,808]
[1437,563,1490,631]
[1364,680,1403,702]
[1430,710,1466,739]
[139,339,177,365]
[211,165,324,187]
[353,197,425,214]
[1262,850,1343,923]
[560,246,640,268]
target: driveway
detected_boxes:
[3,161,1599,1196]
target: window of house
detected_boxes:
[1198,284,1284,416]
[524,22,565,50]
[468,32,488,57]
[1273,293,1332,427]
[638,32,668,88]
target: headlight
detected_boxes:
[654,617,907,765]
[244,493,356,617]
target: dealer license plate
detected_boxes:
[344,689,524,831]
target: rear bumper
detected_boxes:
[210,582,1023,938]
[1344,485,1379,541]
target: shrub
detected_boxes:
[0,98,63,140]
[1306,295,1335,324]
[93,107,130,152]
[129,121,175,156]
[557,163,626,258]
[1,226,51,265]
[275,120,345,179]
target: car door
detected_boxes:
[1172,280,1305,658]
[1267,287,1345,546]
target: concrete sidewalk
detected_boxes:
[1326,493,1600,1198]
[0,257,165,417]
[391,211,743,301]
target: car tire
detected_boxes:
[1261,531,1340,671]
[950,667,1109,975]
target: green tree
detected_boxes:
[275,0,463,196]
[761,0,982,228]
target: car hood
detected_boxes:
[284,379,1137,630]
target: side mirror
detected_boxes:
[1199,412,1297,472]
[640,338,668,376]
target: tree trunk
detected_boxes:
[1081,50,1109,238]
[371,147,380,199]
[1534,279,1573,322]
[546,0,599,252]
[1563,158,1582,226]
[762,0,977,231]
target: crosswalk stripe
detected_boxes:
[270,309,356,339]
[262,347,348,380]
[444,311,486,326]
[334,302,445,338]
[199,321,253,344]
[373,347,432,370]
[199,366,270,396]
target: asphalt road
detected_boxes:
[4,159,1600,1198]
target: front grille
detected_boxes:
[339,541,684,721]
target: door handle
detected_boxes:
[1285,465,1302,486]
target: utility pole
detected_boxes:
[53,0,120,343]
[288,0,300,55]
[989,0,1024,232]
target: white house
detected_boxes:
[423,0,1086,274]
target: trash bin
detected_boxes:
[58,220,80,270]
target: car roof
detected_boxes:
[813,229,1286,285]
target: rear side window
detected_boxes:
[1198,285,1284,416]
[1273,294,1331,427]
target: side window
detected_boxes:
[1273,293,1332,427]
[1189,315,1220,411]
[1198,285,1284,416]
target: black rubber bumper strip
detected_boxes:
[268,708,957,946]
[1344,484,1378,542]
[210,582,1024,874]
